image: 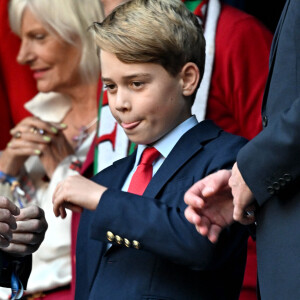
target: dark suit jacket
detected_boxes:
[0,252,31,289]
[76,121,248,300]
[237,0,300,299]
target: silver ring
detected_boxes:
[30,127,44,135]
[13,131,22,139]
[245,211,255,217]
[39,128,45,135]
[30,127,38,134]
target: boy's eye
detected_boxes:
[131,81,144,88]
[104,83,116,91]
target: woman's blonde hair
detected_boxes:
[91,0,205,101]
[9,0,104,83]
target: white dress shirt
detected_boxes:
[122,116,198,191]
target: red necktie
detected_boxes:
[128,147,160,195]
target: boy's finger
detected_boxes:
[64,203,83,213]
[59,206,66,219]
[53,202,61,218]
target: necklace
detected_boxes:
[72,117,98,150]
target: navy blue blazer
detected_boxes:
[76,121,248,300]
[237,0,300,299]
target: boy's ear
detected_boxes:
[180,62,200,97]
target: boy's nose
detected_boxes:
[115,89,131,112]
[17,40,35,65]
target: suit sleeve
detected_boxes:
[237,96,300,207]
[0,252,31,289]
[237,2,300,207]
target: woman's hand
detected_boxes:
[0,116,73,178]
[39,128,74,178]
[0,116,60,176]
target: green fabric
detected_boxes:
[184,0,202,12]
[94,91,103,175]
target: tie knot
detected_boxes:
[140,147,160,166]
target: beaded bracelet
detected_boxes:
[0,171,26,208]
[0,170,17,184]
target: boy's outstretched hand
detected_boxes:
[184,170,235,243]
[52,175,107,218]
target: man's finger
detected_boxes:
[0,196,20,216]
[233,206,256,225]
[14,219,47,234]
[195,215,211,236]
[184,182,206,208]
[0,209,18,230]
[11,232,44,245]
[201,170,232,196]
[3,242,37,257]
[0,235,10,248]
[185,206,200,225]
[0,221,13,244]
[207,224,222,244]
[16,205,44,221]
[233,204,244,222]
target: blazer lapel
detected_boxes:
[144,121,221,197]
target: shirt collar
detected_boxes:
[134,115,198,167]
[24,92,71,122]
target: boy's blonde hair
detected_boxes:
[91,0,205,101]
[9,0,104,83]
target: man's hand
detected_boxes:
[0,196,20,247]
[2,205,48,257]
[229,163,256,225]
[184,170,234,243]
[53,175,107,219]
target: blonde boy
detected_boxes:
[53,0,248,299]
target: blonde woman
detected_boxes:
[0,0,103,298]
